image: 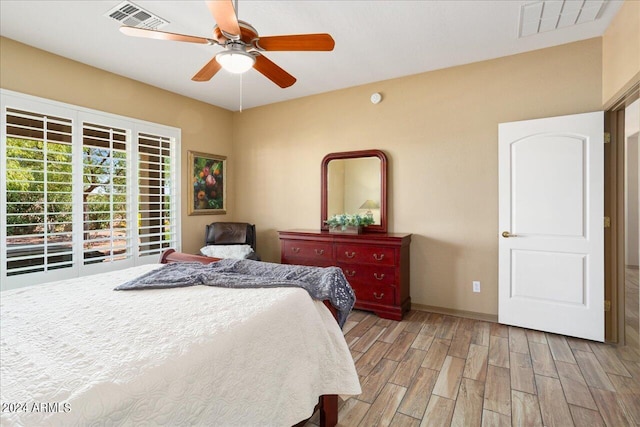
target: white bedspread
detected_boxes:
[0,264,361,426]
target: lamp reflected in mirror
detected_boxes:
[359,199,380,216]
[359,199,380,224]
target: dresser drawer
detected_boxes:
[336,244,395,266]
[282,240,333,262]
[351,282,395,305]
[279,230,411,320]
[339,263,396,286]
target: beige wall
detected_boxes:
[0,37,233,254]
[602,0,640,105]
[626,99,640,267]
[0,36,606,316]
[343,158,380,223]
[327,157,383,224]
[233,38,603,316]
[327,160,345,216]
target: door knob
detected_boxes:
[502,231,518,238]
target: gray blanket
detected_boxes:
[115,259,355,328]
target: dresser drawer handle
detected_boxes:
[373,292,384,300]
[345,251,356,258]
[373,273,385,281]
[291,247,300,254]
[314,249,325,255]
[345,270,356,277]
[373,253,385,261]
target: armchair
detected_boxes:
[202,222,259,260]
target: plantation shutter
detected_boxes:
[82,122,131,264]
[137,132,177,257]
[4,108,74,276]
[1,90,181,290]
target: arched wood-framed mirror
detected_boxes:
[321,149,388,233]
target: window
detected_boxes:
[82,122,130,263]
[137,133,176,257]
[4,109,74,276]
[1,90,181,290]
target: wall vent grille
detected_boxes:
[519,0,607,38]
[105,1,169,30]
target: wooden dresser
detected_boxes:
[278,230,411,320]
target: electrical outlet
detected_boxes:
[473,281,481,293]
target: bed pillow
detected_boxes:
[200,244,255,259]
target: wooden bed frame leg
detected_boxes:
[319,394,338,427]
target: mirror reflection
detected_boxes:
[327,158,381,225]
[321,149,387,233]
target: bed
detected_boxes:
[0,250,361,426]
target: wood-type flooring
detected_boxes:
[306,305,640,427]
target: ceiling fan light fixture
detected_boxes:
[216,50,255,74]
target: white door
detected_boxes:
[498,111,604,341]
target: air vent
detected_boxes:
[105,1,169,30]
[519,0,606,37]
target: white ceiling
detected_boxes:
[0,0,623,112]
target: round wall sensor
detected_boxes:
[370,92,382,104]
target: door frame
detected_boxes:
[604,81,639,344]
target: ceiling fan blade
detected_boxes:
[206,0,241,37]
[192,57,223,82]
[253,54,296,88]
[255,34,335,51]
[119,26,214,45]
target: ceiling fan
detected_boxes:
[119,0,335,88]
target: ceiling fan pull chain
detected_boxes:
[239,73,243,113]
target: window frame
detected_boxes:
[1,89,181,290]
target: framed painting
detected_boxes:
[188,151,227,215]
